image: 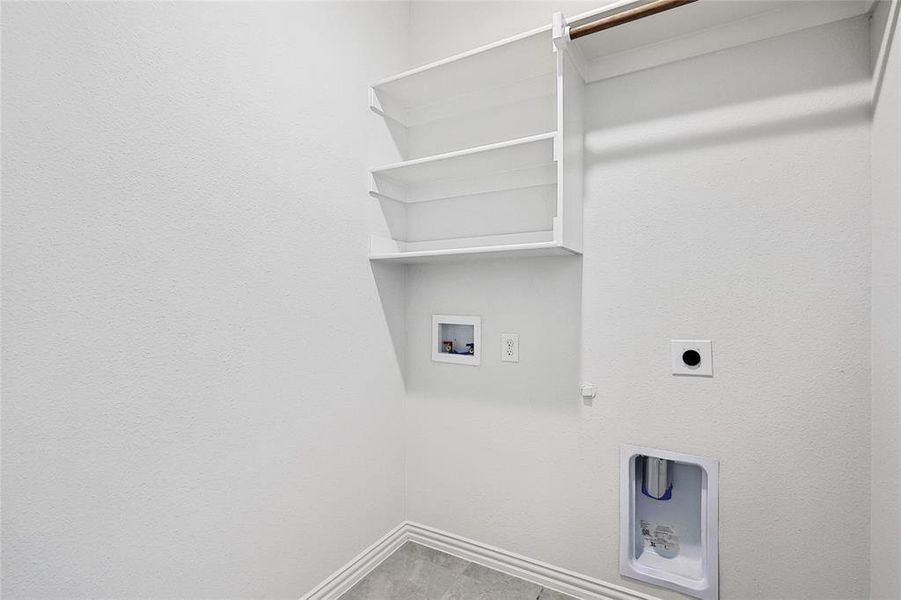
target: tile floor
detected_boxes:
[339,542,577,600]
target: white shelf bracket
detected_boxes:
[552,12,569,51]
[369,172,408,203]
[552,12,589,83]
[368,87,408,126]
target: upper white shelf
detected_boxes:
[368,0,874,115]
[369,132,556,204]
[370,27,556,126]
[564,0,872,82]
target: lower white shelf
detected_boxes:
[369,132,557,204]
[369,231,579,263]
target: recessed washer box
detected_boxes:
[432,315,480,366]
[620,444,719,600]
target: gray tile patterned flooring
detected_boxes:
[339,542,578,600]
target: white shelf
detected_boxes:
[366,9,585,264]
[369,132,557,204]
[565,0,872,82]
[370,27,556,126]
[369,231,577,264]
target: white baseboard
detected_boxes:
[301,521,661,600]
[300,522,408,600]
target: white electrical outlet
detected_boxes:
[501,333,519,363]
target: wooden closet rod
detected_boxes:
[568,0,699,40]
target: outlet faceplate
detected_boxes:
[671,340,713,376]
[501,333,519,363]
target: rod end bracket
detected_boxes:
[552,12,571,50]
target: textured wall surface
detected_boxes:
[870,2,901,598]
[1,3,409,598]
[404,5,873,599]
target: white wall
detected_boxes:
[1,2,409,598]
[408,1,598,63]
[405,4,873,599]
[869,2,901,598]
